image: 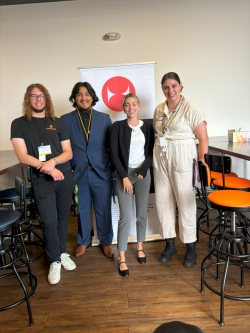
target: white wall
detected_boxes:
[1,0,250,151]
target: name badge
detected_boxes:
[159,137,166,147]
[38,145,52,161]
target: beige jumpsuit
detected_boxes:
[153,98,206,243]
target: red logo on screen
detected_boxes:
[102,76,136,112]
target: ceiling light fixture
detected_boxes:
[103,32,121,41]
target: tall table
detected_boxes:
[0,150,20,191]
[209,136,250,161]
[0,150,20,175]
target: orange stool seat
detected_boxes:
[208,190,250,208]
[211,171,237,180]
[213,177,250,191]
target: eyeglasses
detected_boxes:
[30,94,45,100]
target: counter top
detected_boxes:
[0,150,20,175]
[209,136,250,161]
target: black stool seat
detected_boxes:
[0,210,21,232]
[0,188,19,203]
[0,187,31,204]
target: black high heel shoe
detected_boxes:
[118,262,129,277]
[137,250,146,264]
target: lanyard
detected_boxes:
[77,108,92,141]
[32,117,47,146]
[162,96,185,134]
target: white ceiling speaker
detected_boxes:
[103,32,121,41]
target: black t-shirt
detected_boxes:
[11,116,72,177]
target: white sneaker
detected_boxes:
[48,261,61,284]
[60,253,76,271]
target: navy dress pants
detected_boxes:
[77,169,113,246]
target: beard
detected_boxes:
[32,107,46,113]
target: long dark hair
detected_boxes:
[69,82,99,108]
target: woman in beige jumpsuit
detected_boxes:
[153,72,208,268]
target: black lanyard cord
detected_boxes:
[32,117,47,146]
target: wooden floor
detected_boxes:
[1,206,250,333]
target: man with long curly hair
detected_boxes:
[11,83,76,285]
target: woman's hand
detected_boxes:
[135,173,144,179]
[123,177,133,195]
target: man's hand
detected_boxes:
[50,168,64,181]
[38,159,56,174]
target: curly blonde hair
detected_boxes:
[22,83,55,121]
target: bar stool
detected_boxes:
[205,154,238,184]
[196,154,233,241]
[14,176,47,267]
[0,165,29,211]
[196,186,219,243]
[0,198,37,325]
[197,154,250,242]
[24,167,48,265]
[0,188,19,210]
[209,154,250,239]
[198,159,250,326]
[0,167,47,266]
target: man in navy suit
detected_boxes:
[61,82,114,258]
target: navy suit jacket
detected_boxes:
[61,109,113,182]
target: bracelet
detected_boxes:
[53,157,58,165]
